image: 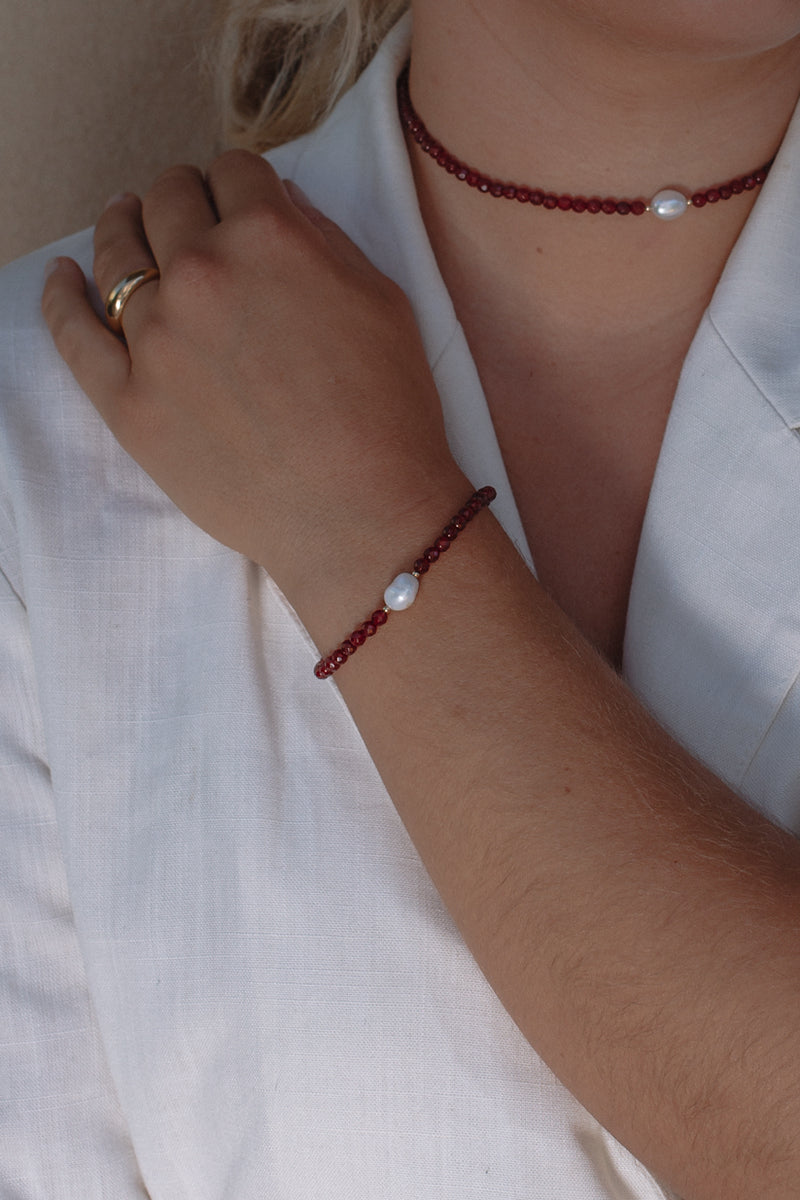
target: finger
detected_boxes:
[141,164,218,271]
[204,149,296,222]
[93,193,159,340]
[42,257,132,422]
[206,149,393,295]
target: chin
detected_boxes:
[558,0,800,58]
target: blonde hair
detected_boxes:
[216,0,409,152]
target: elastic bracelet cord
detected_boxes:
[314,486,496,679]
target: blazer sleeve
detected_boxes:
[0,243,148,1198]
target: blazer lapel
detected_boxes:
[624,103,800,826]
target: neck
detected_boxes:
[409,0,800,204]
[406,0,800,341]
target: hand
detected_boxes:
[42,151,462,608]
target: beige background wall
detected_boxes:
[0,0,221,266]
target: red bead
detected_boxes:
[314,482,496,679]
[397,65,770,224]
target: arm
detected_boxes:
[42,151,800,1200]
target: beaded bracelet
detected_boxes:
[314,486,497,679]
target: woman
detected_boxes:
[4,1,800,1196]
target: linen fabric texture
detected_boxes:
[3,15,800,1200]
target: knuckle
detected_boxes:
[153,162,203,188]
[238,200,289,242]
[238,201,311,262]
[209,147,261,176]
[144,163,205,208]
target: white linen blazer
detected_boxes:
[2,15,799,1200]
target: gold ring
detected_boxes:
[105,267,160,333]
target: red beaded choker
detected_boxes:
[397,63,773,220]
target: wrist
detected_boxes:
[311,484,498,679]
[284,461,475,652]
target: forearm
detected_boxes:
[297,491,800,1200]
[43,159,800,1199]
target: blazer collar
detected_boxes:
[625,95,800,815]
[708,99,800,429]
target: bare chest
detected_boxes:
[484,365,678,666]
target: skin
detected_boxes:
[41,2,800,1196]
[408,0,800,660]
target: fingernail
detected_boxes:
[44,257,63,279]
[104,191,134,210]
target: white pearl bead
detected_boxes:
[649,189,689,220]
[383,572,419,611]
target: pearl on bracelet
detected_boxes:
[313,486,496,679]
[384,572,420,611]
